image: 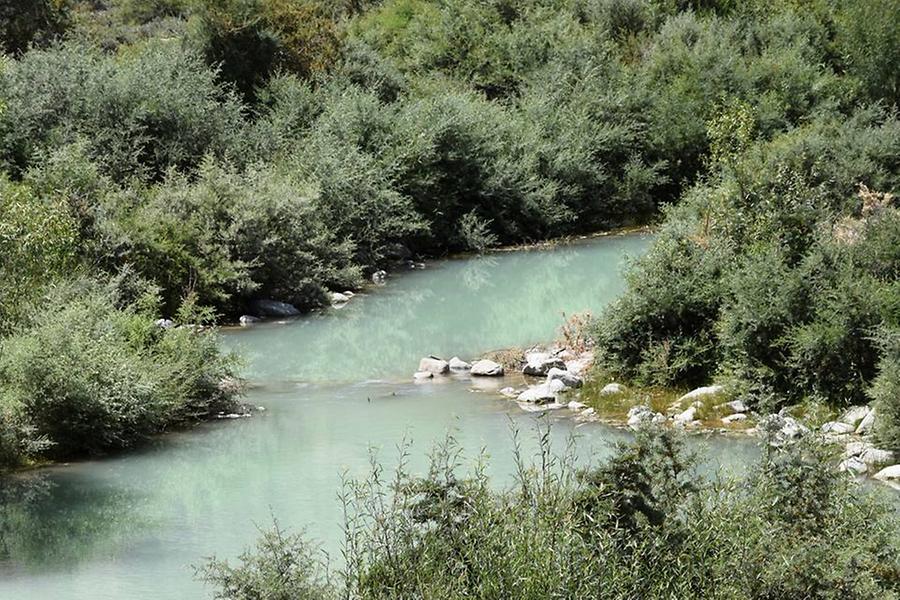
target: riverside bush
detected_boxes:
[0,279,237,468]
[203,429,900,599]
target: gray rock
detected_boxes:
[674,406,698,426]
[546,367,583,389]
[523,352,566,377]
[722,413,747,424]
[861,447,896,467]
[449,357,471,371]
[840,405,871,428]
[252,299,301,318]
[499,387,518,398]
[239,315,261,326]
[844,441,871,458]
[678,385,725,403]
[758,414,809,446]
[548,378,568,393]
[413,371,434,380]
[839,456,868,475]
[517,384,557,404]
[856,408,877,435]
[418,357,450,375]
[873,465,900,482]
[716,399,748,414]
[371,270,387,285]
[821,421,856,435]
[331,292,351,305]
[470,359,504,377]
[600,382,627,396]
[343,291,355,298]
[154,318,175,329]
[568,401,587,410]
[627,405,665,429]
[578,407,597,421]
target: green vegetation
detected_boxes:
[202,429,900,599]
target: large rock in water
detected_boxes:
[523,352,565,377]
[251,299,301,318]
[546,367,583,389]
[470,359,504,377]
[418,357,450,375]
[449,357,471,371]
[517,384,557,404]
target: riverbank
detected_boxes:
[428,336,900,489]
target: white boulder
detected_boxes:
[418,357,450,375]
[856,408,877,435]
[821,421,856,435]
[470,359,504,377]
[600,383,627,396]
[517,384,557,404]
[523,352,565,377]
[449,357,471,371]
[873,465,900,482]
[840,405,871,428]
[678,385,725,403]
[546,367,583,389]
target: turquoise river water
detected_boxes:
[0,233,759,599]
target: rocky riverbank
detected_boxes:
[413,345,900,490]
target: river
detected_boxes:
[0,233,759,599]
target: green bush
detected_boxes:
[0,40,242,181]
[204,429,900,599]
[0,278,237,466]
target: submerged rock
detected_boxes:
[413,371,434,380]
[523,352,565,377]
[449,357,471,371]
[418,357,450,375]
[372,270,387,285]
[239,315,261,326]
[252,299,301,318]
[470,359,504,376]
[499,387,519,398]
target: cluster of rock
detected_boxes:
[814,406,900,483]
[413,355,506,380]
[412,347,592,416]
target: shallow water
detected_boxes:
[0,233,759,599]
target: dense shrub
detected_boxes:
[597,109,900,409]
[0,279,237,467]
[0,0,69,55]
[0,41,242,181]
[203,429,900,599]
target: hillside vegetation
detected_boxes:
[0,0,897,470]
